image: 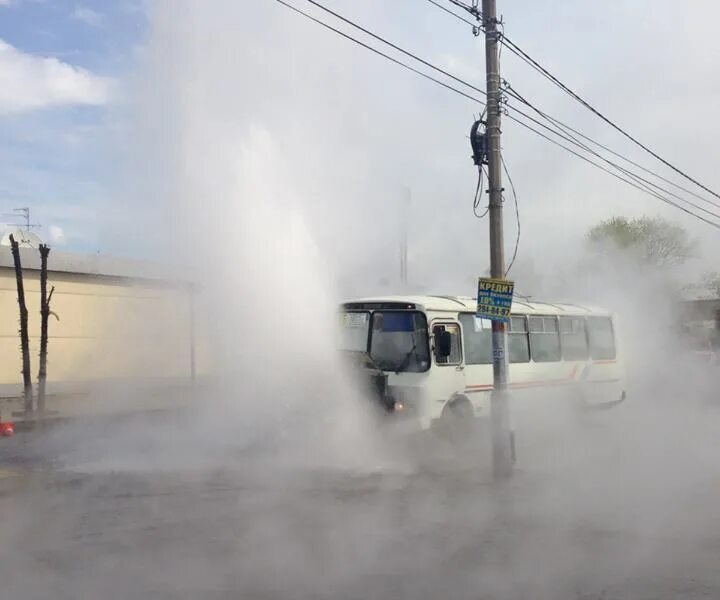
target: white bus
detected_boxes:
[338,295,625,432]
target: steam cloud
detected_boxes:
[1,2,719,599]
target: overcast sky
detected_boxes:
[1,0,719,293]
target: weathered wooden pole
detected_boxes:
[37,243,51,414]
[9,234,33,414]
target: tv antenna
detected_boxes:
[1,208,41,232]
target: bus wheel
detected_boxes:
[439,396,475,441]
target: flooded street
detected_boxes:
[2,377,720,600]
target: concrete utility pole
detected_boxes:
[482,0,513,479]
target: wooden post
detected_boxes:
[9,235,33,415]
[37,244,52,414]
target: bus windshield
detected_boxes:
[338,310,430,373]
[338,312,370,352]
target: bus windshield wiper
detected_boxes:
[363,351,385,373]
[394,343,417,374]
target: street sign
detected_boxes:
[476,277,514,322]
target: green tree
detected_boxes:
[587,216,694,268]
[695,272,720,298]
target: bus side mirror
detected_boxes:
[435,330,452,358]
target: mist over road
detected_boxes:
[1,371,719,600]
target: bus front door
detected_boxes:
[430,321,466,415]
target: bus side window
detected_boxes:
[587,316,616,360]
[433,324,462,365]
[509,316,530,363]
[528,316,561,362]
[458,314,492,365]
[559,316,589,360]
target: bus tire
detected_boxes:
[439,395,475,440]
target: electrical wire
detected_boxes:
[302,0,487,98]
[502,87,720,222]
[508,117,720,229]
[507,104,720,224]
[447,0,482,21]
[426,0,720,211]
[270,0,485,106]
[304,0,715,221]
[424,0,475,27]
[271,0,720,229]
[427,0,720,203]
[503,84,720,211]
[501,156,520,276]
[473,165,488,218]
[497,19,504,72]
[497,33,720,202]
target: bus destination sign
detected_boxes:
[476,277,514,322]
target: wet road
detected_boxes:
[1,388,720,600]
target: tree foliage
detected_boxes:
[697,272,720,299]
[587,216,694,267]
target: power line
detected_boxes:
[422,0,720,218]
[424,0,475,27]
[502,88,720,222]
[425,0,720,210]
[427,0,720,202]
[270,0,485,106]
[473,165,488,218]
[305,0,710,218]
[496,33,720,202]
[508,117,720,229]
[504,83,720,211]
[447,0,483,21]
[505,85,720,219]
[301,0,487,98]
[507,105,720,223]
[271,0,720,228]
[501,156,520,276]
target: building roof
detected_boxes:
[341,295,611,315]
[0,247,190,284]
[0,228,43,248]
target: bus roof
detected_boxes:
[341,295,612,316]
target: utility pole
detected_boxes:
[460,0,514,478]
[481,0,513,478]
